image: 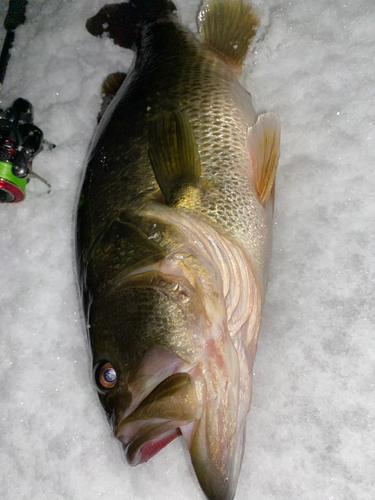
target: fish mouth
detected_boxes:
[115,334,247,500]
[119,422,183,465]
[115,372,200,465]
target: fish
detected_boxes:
[76,1,281,499]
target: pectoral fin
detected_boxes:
[148,110,201,205]
[247,112,281,205]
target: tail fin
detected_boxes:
[86,0,177,49]
[199,0,259,72]
[132,0,177,23]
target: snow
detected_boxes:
[0,0,374,499]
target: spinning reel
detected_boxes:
[0,1,54,203]
[0,98,52,202]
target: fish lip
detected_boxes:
[116,421,186,465]
[114,371,200,464]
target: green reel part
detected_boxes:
[0,159,27,202]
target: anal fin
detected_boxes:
[148,111,201,205]
[247,112,281,205]
[199,0,259,72]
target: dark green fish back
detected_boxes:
[79,18,270,294]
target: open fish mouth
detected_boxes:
[115,372,200,465]
[113,334,246,500]
[118,421,184,465]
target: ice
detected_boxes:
[0,0,374,499]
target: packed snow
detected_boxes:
[0,0,374,499]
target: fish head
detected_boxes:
[88,261,254,500]
[89,269,204,456]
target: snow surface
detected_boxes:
[0,0,374,499]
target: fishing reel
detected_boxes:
[0,97,52,202]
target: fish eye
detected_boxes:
[95,361,117,391]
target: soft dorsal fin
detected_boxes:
[247,112,281,205]
[199,0,259,72]
[102,72,127,98]
[148,110,201,205]
[98,72,127,122]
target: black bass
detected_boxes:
[76,1,280,499]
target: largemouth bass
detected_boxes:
[76,1,281,499]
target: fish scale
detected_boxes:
[83,22,269,289]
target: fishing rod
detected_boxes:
[0,0,53,203]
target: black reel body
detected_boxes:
[0,98,49,202]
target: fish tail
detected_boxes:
[129,0,177,23]
[199,0,259,72]
[86,0,177,49]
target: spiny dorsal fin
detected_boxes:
[247,112,281,205]
[199,0,259,72]
[148,110,201,205]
